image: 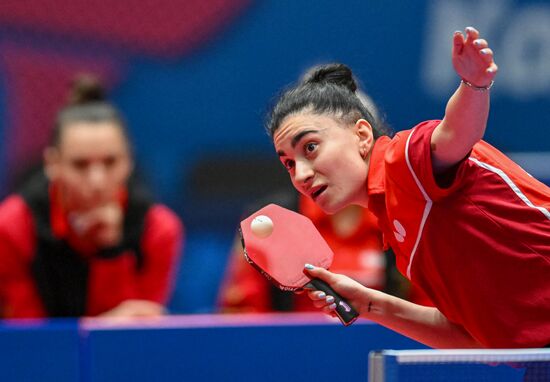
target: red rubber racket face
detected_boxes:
[239,204,334,291]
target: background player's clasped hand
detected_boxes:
[453,27,498,88]
[69,203,124,248]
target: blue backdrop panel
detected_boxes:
[0,319,80,382]
[80,314,426,382]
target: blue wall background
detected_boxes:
[0,0,548,313]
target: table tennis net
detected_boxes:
[369,349,550,382]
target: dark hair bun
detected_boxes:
[302,63,357,93]
[68,74,105,105]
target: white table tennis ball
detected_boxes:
[250,215,274,238]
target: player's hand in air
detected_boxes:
[304,265,373,317]
[452,27,498,88]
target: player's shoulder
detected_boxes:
[145,204,184,237]
[384,120,440,164]
[469,139,527,176]
[394,120,440,144]
[0,194,36,258]
[469,140,547,189]
[471,139,508,161]
[0,195,33,226]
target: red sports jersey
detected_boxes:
[367,120,550,348]
[0,194,183,318]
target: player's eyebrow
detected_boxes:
[291,130,318,148]
[277,129,319,157]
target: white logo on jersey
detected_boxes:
[393,219,406,242]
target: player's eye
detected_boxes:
[71,159,89,171]
[283,159,295,171]
[304,142,318,155]
[103,155,117,168]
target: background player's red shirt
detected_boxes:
[367,120,550,348]
[0,194,183,318]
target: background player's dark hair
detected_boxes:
[266,63,391,138]
[50,74,130,147]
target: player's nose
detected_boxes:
[294,160,314,185]
[87,164,108,190]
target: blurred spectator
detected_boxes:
[0,75,183,318]
[218,192,430,313]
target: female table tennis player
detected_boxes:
[268,27,550,348]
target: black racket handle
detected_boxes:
[307,278,359,326]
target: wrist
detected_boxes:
[358,289,386,317]
[461,79,494,92]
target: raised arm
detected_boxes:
[304,265,482,349]
[431,27,498,173]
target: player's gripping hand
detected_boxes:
[452,27,498,87]
[303,265,372,317]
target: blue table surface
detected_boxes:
[0,313,426,382]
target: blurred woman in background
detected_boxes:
[0,75,184,318]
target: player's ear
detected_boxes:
[354,119,374,158]
[43,146,60,181]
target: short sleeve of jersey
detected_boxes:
[388,120,470,202]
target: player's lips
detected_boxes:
[310,185,327,201]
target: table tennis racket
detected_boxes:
[239,203,359,326]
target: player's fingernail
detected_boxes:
[454,30,461,35]
[317,292,326,299]
[326,296,335,304]
[329,303,337,310]
[487,68,494,73]
[466,26,475,33]
[474,40,480,46]
[304,263,314,270]
[480,49,489,55]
